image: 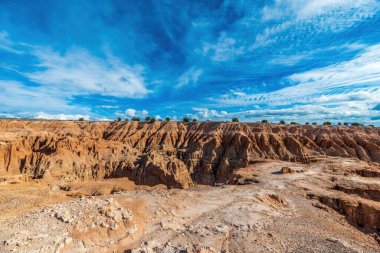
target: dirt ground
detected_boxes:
[0,157,379,253]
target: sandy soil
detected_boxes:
[0,158,379,253]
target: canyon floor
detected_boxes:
[1,157,379,253]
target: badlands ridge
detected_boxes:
[0,120,379,252]
[1,120,379,187]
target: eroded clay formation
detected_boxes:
[1,120,379,189]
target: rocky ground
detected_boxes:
[1,157,379,253]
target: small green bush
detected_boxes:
[150,118,156,123]
[165,117,170,122]
[125,118,129,121]
[290,122,297,125]
[323,121,332,126]
[183,117,190,123]
[78,117,84,121]
[312,122,317,125]
[337,122,341,126]
[232,117,239,122]
[117,117,121,122]
[192,118,197,122]
[132,117,140,121]
[305,122,309,125]
[279,120,285,124]
[343,122,349,126]
[261,119,268,123]
[351,122,362,126]
[145,116,151,122]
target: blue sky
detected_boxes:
[1,0,380,124]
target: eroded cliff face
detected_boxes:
[0,120,379,188]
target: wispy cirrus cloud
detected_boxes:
[0,31,23,54]
[254,0,380,51]
[202,34,245,62]
[27,47,149,98]
[0,80,79,112]
[98,105,119,109]
[214,43,380,123]
[0,33,150,119]
[288,45,380,90]
[262,0,379,21]
[218,43,380,106]
[176,67,203,88]
[200,0,380,63]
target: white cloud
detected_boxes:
[0,113,17,118]
[122,108,149,118]
[312,90,379,104]
[26,47,149,98]
[1,33,149,98]
[92,117,112,121]
[233,91,247,96]
[262,0,379,21]
[203,34,245,62]
[215,44,380,124]
[125,108,137,117]
[255,0,380,50]
[219,44,380,106]
[251,21,292,49]
[0,80,80,112]
[269,53,309,66]
[183,102,380,125]
[0,33,150,119]
[176,67,203,88]
[285,44,380,99]
[242,102,380,125]
[239,104,376,120]
[0,31,23,54]
[99,105,119,109]
[35,112,90,120]
[217,89,380,124]
[192,108,229,119]
[297,0,378,20]
[199,1,378,63]
[268,43,366,66]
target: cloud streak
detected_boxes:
[0,80,79,113]
[27,47,149,98]
[0,31,23,54]
[0,33,150,119]
[219,44,380,105]
[176,67,203,88]
[35,112,90,120]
